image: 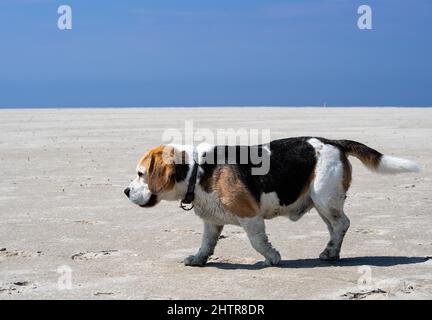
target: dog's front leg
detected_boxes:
[184,222,223,267]
[240,217,281,266]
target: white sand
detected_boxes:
[0,107,431,299]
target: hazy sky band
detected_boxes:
[0,0,431,108]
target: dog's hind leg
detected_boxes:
[184,222,223,267]
[315,205,350,261]
[310,142,351,260]
[239,217,281,266]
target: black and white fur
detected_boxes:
[125,137,420,266]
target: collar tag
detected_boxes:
[179,200,194,211]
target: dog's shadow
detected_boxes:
[206,256,431,270]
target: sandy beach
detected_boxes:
[0,107,431,300]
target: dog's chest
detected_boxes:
[193,190,240,225]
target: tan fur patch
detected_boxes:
[300,165,316,196]
[344,143,381,170]
[348,151,379,169]
[214,167,259,217]
[340,153,352,191]
[138,145,176,194]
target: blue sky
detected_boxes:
[0,0,431,107]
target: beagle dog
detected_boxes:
[124,137,420,266]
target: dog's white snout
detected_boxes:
[126,180,152,206]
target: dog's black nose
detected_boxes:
[124,188,130,198]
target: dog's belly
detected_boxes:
[260,192,313,221]
[193,190,313,225]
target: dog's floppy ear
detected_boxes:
[146,146,176,194]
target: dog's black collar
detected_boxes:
[180,151,199,211]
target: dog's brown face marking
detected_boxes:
[138,145,176,194]
[214,166,259,217]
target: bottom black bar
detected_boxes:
[0,300,430,319]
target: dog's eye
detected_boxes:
[137,172,143,177]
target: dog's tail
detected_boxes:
[330,140,420,174]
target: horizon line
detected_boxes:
[1,105,432,110]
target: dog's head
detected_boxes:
[124,145,188,207]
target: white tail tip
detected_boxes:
[377,155,421,174]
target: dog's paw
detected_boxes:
[319,248,340,261]
[184,255,207,267]
[263,250,281,266]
